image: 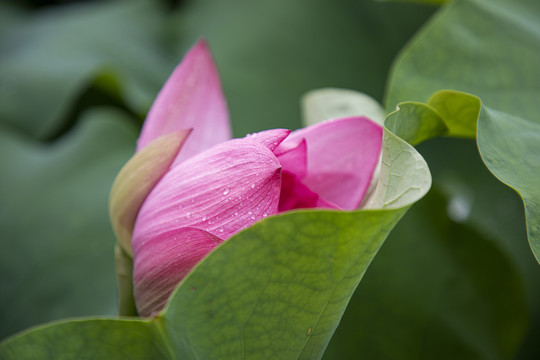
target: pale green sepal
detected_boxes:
[109,129,191,256]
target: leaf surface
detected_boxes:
[385,0,540,262]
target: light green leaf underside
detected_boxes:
[385,0,540,262]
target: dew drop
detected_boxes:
[263,213,268,217]
[248,211,252,215]
[223,188,230,195]
[219,228,224,233]
[234,212,238,216]
[250,216,255,220]
[251,183,255,189]
[202,215,207,221]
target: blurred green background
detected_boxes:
[1,0,539,358]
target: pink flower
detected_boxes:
[111,40,383,316]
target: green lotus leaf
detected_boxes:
[385,0,540,263]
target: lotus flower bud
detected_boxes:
[110,40,383,317]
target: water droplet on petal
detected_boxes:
[223,188,230,195]
[202,215,207,221]
[251,183,255,189]
[248,211,252,215]
[219,228,224,233]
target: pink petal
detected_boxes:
[275,138,307,180]
[246,128,291,151]
[136,39,231,165]
[278,171,318,211]
[133,137,282,253]
[133,227,223,317]
[276,117,382,210]
[278,170,340,212]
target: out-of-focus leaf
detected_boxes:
[381,0,448,5]
[0,108,137,340]
[169,0,435,136]
[418,137,540,360]
[302,88,386,126]
[0,0,171,139]
[323,188,528,360]
[0,3,23,33]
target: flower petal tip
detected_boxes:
[136,40,231,162]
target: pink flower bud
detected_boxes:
[110,40,383,317]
